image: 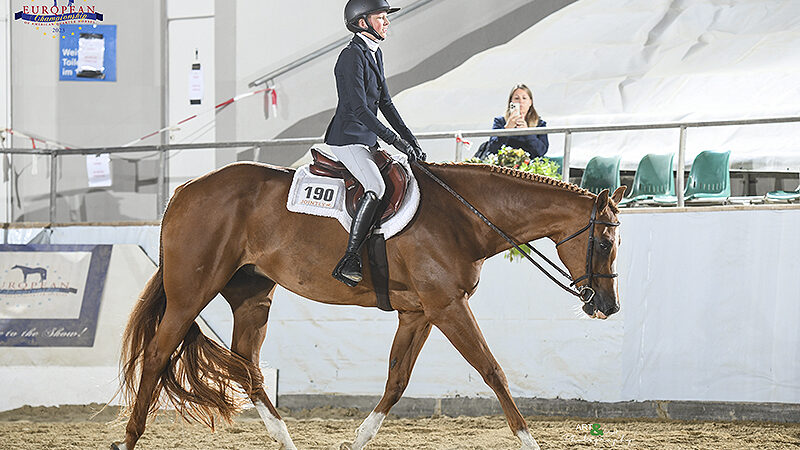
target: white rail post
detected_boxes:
[562,131,572,183]
[157,145,166,217]
[49,151,57,224]
[455,132,464,161]
[677,126,687,207]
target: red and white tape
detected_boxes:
[1,128,71,150]
[1,87,274,151]
[122,87,270,147]
[456,132,472,152]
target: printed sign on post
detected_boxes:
[189,62,203,105]
[86,153,112,187]
[60,24,116,82]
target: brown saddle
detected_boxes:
[309,148,409,222]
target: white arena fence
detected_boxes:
[1,115,799,225]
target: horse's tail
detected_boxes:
[119,266,262,429]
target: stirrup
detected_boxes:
[332,252,362,287]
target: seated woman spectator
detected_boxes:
[477,84,549,159]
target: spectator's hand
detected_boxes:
[506,110,523,128]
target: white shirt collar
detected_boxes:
[356,33,380,55]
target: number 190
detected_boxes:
[304,186,335,202]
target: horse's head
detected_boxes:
[555,186,625,319]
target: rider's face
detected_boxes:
[361,11,390,40]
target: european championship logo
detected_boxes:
[14,0,103,39]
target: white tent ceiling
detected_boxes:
[393,0,800,171]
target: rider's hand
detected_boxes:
[412,143,427,162]
[393,138,422,163]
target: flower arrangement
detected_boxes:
[466,145,562,261]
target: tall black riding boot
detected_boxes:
[332,191,381,287]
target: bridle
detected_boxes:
[554,201,620,303]
[415,163,619,305]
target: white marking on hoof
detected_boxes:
[254,400,297,450]
[517,429,541,450]
[351,411,386,450]
[111,443,127,450]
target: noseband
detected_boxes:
[555,202,620,303]
[416,163,619,304]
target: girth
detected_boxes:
[309,148,409,222]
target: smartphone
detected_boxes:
[509,102,520,113]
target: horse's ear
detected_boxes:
[596,189,610,210]
[611,186,626,205]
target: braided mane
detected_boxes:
[425,161,593,196]
[424,162,621,213]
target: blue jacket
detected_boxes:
[324,36,415,147]
[486,116,549,158]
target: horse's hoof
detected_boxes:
[110,443,127,450]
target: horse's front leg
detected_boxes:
[343,311,431,450]
[430,300,540,450]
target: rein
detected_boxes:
[414,162,619,303]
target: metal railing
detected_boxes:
[2,114,799,224]
[249,0,437,88]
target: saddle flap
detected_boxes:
[310,148,348,178]
[346,150,409,222]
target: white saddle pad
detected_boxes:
[286,152,420,239]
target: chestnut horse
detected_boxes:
[113,161,625,450]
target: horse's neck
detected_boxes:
[428,164,592,258]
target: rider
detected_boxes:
[325,0,425,287]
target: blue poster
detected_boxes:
[59,24,116,82]
[0,245,112,347]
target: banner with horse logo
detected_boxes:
[0,244,112,347]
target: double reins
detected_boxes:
[414,162,619,303]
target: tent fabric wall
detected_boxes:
[620,209,800,403]
[392,0,800,170]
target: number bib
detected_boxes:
[298,182,340,209]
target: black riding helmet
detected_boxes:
[345,0,400,41]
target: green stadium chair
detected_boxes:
[618,153,675,206]
[653,150,731,205]
[580,155,621,195]
[765,185,800,202]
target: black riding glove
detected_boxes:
[392,137,419,163]
[411,142,427,162]
[393,137,426,163]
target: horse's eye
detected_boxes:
[599,240,612,252]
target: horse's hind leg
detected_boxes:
[116,303,205,450]
[429,300,540,450]
[222,267,297,450]
[345,311,432,450]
